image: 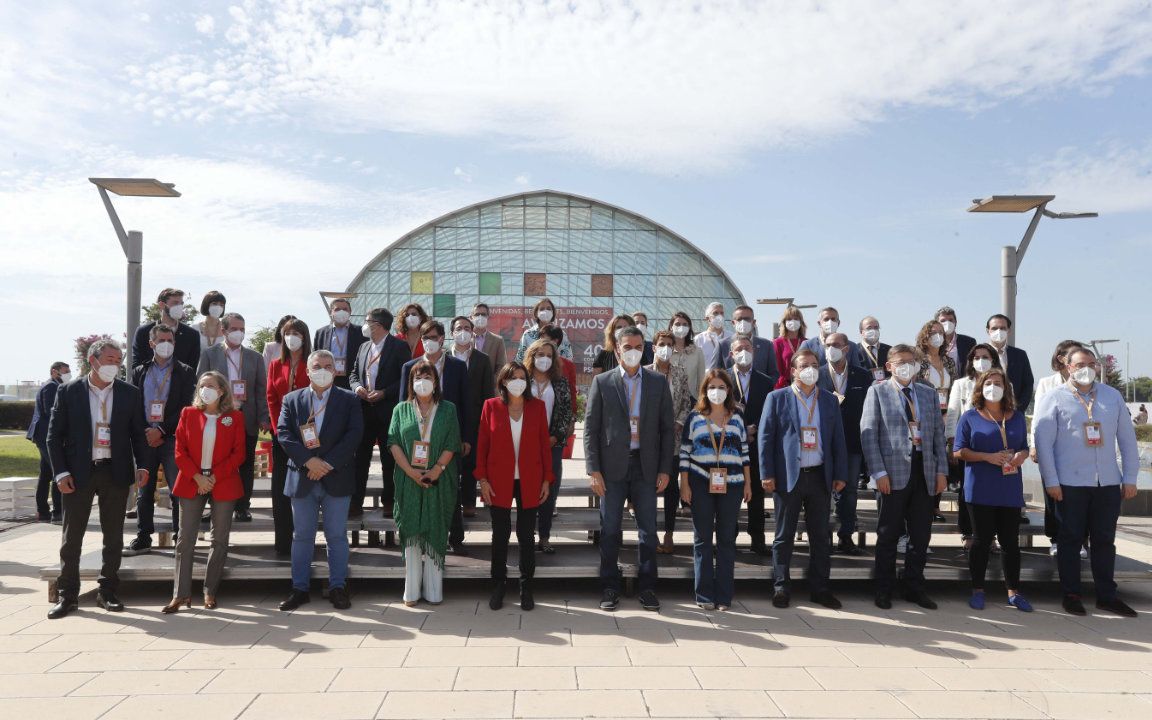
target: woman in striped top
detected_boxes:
[679,369,752,611]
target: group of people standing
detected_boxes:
[32,291,1140,620]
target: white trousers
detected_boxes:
[403,546,443,603]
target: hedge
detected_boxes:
[1137,424,1152,443]
[0,401,35,431]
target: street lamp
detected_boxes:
[968,195,1097,346]
[89,178,180,370]
[1089,338,1120,361]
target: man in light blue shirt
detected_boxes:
[1034,347,1139,618]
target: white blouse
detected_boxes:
[509,414,524,480]
[201,413,218,470]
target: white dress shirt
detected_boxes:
[509,414,524,480]
[366,337,387,389]
[201,414,218,470]
[533,377,556,424]
[225,345,244,383]
[87,378,114,462]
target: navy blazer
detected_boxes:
[714,336,780,388]
[952,333,977,377]
[27,379,62,445]
[47,378,149,487]
[816,363,873,455]
[853,342,891,379]
[277,385,364,498]
[801,336,864,370]
[349,334,411,416]
[313,324,366,388]
[733,368,773,477]
[1003,345,1035,410]
[131,359,197,437]
[132,321,201,370]
[758,386,848,493]
[399,355,472,444]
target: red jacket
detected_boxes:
[559,357,579,459]
[172,406,247,501]
[475,397,554,509]
[395,332,425,360]
[267,357,310,427]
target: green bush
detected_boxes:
[1136,424,1152,443]
[0,401,35,430]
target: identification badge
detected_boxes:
[412,440,431,469]
[709,468,727,493]
[801,426,818,450]
[335,357,346,376]
[149,401,165,422]
[300,422,320,449]
[872,368,885,383]
[231,379,247,402]
[909,421,922,446]
[95,422,111,447]
[937,388,949,411]
[1084,422,1103,447]
[629,415,640,444]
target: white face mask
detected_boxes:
[982,383,1004,402]
[453,330,473,346]
[1071,366,1096,385]
[59,372,72,383]
[331,310,350,325]
[893,363,918,382]
[972,357,992,373]
[635,322,648,335]
[198,386,219,405]
[821,319,839,334]
[505,379,527,397]
[941,320,956,335]
[405,314,422,329]
[797,366,819,386]
[206,304,224,319]
[95,363,119,383]
[784,319,801,332]
[537,309,554,323]
[862,328,879,343]
[284,335,303,352]
[472,314,488,329]
[671,324,690,338]
[422,339,441,355]
[709,314,725,330]
[153,341,174,359]
[413,378,434,397]
[929,333,945,348]
[654,345,673,362]
[308,368,334,389]
[825,346,843,364]
[733,350,753,368]
[620,348,643,368]
[361,323,373,339]
[706,387,728,405]
[989,328,1008,344]
[225,330,245,346]
[167,303,185,321]
[534,356,552,372]
[734,319,753,335]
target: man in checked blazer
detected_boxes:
[861,343,949,611]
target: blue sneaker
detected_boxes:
[1008,594,1033,612]
[968,591,985,610]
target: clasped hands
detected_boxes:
[405,465,440,488]
[588,472,670,498]
[193,473,215,495]
[304,457,334,481]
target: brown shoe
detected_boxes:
[162,597,191,614]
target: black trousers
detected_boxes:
[35,442,61,518]
[354,405,397,510]
[270,437,294,554]
[968,504,1021,590]
[874,455,934,594]
[448,449,475,546]
[57,464,130,599]
[745,463,766,547]
[490,481,538,581]
[950,459,972,536]
[772,467,831,593]
[235,433,257,512]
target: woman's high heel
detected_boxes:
[203,595,218,610]
[162,597,192,614]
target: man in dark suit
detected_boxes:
[760,348,849,609]
[132,288,201,369]
[936,306,976,379]
[986,313,1035,410]
[276,350,363,611]
[447,315,495,539]
[854,315,891,383]
[47,340,149,619]
[349,307,411,517]
[801,306,860,367]
[313,297,365,390]
[727,337,774,555]
[713,305,780,387]
[629,310,656,366]
[27,361,70,522]
[124,324,197,555]
[818,333,872,556]
[585,327,676,612]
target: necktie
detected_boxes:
[901,387,915,422]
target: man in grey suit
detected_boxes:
[861,343,949,610]
[585,327,676,612]
[469,303,507,378]
[196,312,270,521]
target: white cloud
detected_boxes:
[453,165,474,183]
[1025,143,1152,214]
[194,14,215,35]
[514,173,531,186]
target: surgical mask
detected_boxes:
[332,310,350,325]
[893,363,918,381]
[929,333,944,348]
[361,323,373,339]
[982,383,1004,402]
[472,314,488,328]
[989,328,1007,344]
[620,349,643,368]
[733,350,753,368]
[1071,366,1096,385]
[453,330,473,346]
[534,356,552,372]
[862,328,879,343]
[59,372,72,384]
[941,320,956,335]
[784,319,801,332]
[734,319,753,335]
[422,339,441,355]
[198,386,219,405]
[505,379,527,397]
[413,379,434,397]
[821,319,839,334]
[706,388,727,405]
[537,309,554,323]
[308,368,334,389]
[972,358,992,373]
[96,363,119,383]
[654,345,673,362]
[167,303,185,321]
[284,335,303,352]
[208,304,224,319]
[709,315,724,330]
[826,346,843,364]
[671,324,690,338]
[153,341,174,359]
[405,314,422,329]
[797,367,819,386]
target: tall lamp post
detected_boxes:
[967,195,1097,346]
[89,178,180,370]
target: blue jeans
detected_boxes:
[536,445,565,541]
[833,453,862,539]
[136,435,179,541]
[688,476,743,606]
[1056,484,1121,601]
[599,456,658,592]
[291,482,351,591]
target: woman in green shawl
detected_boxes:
[389,359,461,606]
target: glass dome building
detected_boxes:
[344,190,747,387]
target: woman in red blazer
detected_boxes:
[165,371,246,613]
[475,361,553,612]
[265,318,310,554]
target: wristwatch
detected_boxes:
[437,463,449,473]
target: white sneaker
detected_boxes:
[897,536,908,554]
[1080,545,1089,560]
[1050,545,1059,557]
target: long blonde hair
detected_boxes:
[193,370,236,414]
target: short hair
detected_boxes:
[965,343,1003,380]
[307,349,334,367]
[986,313,1013,329]
[935,306,957,321]
[405,359,443,402]
[790,348,819,369]
[524,339,561,383]
[366,307,393,329]
[1068,346,1097,364]
[329,297,352,311]
[629,310,648,322]
[970,367,1017,414]
[87,338,121,360]
[602,314,635,353]
[914,319,943,353]
[419,319,445,338]
[778,305,807,338]
[668,312,695,346]
[279,318,312,362]
[495,361,532,403]
[221,312,245,330]
[730,335,753,352]
[733,304,755,316]
[819,306,839,318]
[156,288,184,304]
[193,371,236,413]
[616,327,645,346]
[1050,339,1085,372]
[149,324,175,341]
[540,323,564,345]
[652,330,675,346]
[859,315,879,332]
[50,361,69,373]
[531,298,557,322]
[888,343,919,363]
[694,368,737,414]
[396,303,429,334]
[199,290,226,316]
[450,315,473,331]
[704,301,724,317]
[273,314,297,343]
[472,302,490,314]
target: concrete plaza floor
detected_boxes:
[2,515,1152,719]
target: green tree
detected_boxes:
[1102,354,1123,391]
[248,323,276,355]
[74,334,124,378]
[1121,376,1152,402]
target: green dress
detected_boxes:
[389,400,461,567]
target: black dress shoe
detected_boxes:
[47,598,78,619]
[1019,512,1031,525]
[489,580,506,610]
[279,590,311,611]
[96,590,124,612]
[50,512,62,524]
[875,592,892,610]
[449,541,468,556]
[903,589,937,610]
[520,579,535,611]
[835,539,865,556]
[810,590,842,609]
[329,586,351,610]
[1063,594,1087,616]
[234,509,253,522]
[122,537,152,557]
[749,543,771,556]
[1096,597,1137,618]
[599,589,620,611]
[536,542,556,555]
[932,513,946,523]
[638,589,661,611]
[772,591,791,608]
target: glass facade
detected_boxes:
[345,191,746,386]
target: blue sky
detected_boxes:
[2,0,1151,382]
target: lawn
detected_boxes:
[0,435,41,477]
